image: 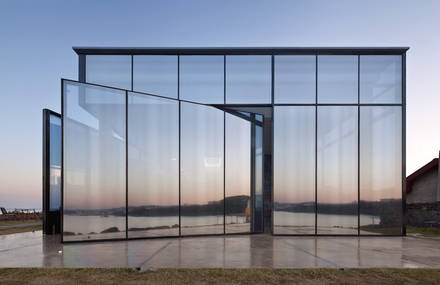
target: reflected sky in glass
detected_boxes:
[128,92,179,207]
[49,115,61,211]
[133,55,178,98]
[318,55,358,104]
[180,56,224,103]
[273,106,315,234]
[360,55,402,104]
[63,82,126,240]
[226,56,271,104]
[225,113,251,233]
[360,107,402,200]
[317,106,357,234]
[360,106,402,234]
[86,55,132,90]
[127,92,179,237]
[275,56,316,103]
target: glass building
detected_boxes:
[49,47,407,242]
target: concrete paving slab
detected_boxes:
[1,231,440,268]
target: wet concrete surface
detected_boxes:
[1,231,440,269]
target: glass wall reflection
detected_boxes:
[360,56,402,104]
[273,107,315,234]
[253,123,264,233]
[226,56,271,104]
[360,107,402,235]
[86,55,132,90]
[127,92,179,238]
[63,81,126,241]
[133,55,178,99]
[180,56,224,104]
[180,102,224,235]
[318,56,358,104]
[225,113,251,233]
[317,106,358,234]
[49,115,61,211]
[274,56,316,103]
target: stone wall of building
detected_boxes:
[407,202,440,227]
[407,166,438,204]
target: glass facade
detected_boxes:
[317,106,358,234]
[86,55,132,90]
[180,102,224,235]
[318,55,358,104]
[226,56,271,104]
[275,56,316,103]
[273,106,315,234]
[225,113,251,233]
[127,92,179,238]
[62,48,405,241]
[49,114,62,211]
[63,81,126,241]
[133,55,178,99]
[180,56,224,103]
[360,107,402,234]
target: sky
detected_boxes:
[0,0,439,209]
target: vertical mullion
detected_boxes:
[131,55,134,91]
[223,55,226,234]
[271,55,275,234]
[357,55,360,236]
[61,81,64,242]
[223,113,226,234]
[315,55,318,235]
[402,53,406,236]
[178,55,181,237]
[125,90,128,239]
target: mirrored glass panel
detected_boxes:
[274,56,316,103]
[360,56,402,103]
[318,56,358,104]
[360,107,402,235]
[127,92,179,238]
[274,106,315,234]
[49,115,62,211]
[86,55,131,90]
[180,56,224,103]
[225,113,251,233]
[133,55,178,99]
[317,106,358,234]
[180,102,224,235]
[63,81,126,241]
[253,123,264,232]
[226,56,271,104]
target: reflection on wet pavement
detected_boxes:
[1,231,440,268]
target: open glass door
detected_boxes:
[61,79,266,242]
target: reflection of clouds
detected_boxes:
[204,157,222,168]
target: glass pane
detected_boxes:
[63,81,126,241]
[360,56,402,104]
[226,56,271,104]
[49,115,62,211]
[180,102,224,235]
[86,55,131,90]
[127,92,179,238]
[275,56,316,103]
[225,113,251,233]
[360,107,402,235]
[253,123,264,232]
[133,55,178,98]
[317,106,358,234]
[180,56,224,103]
[318,56,358,103]
[273,106,315,234]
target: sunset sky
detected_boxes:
[1,0,439,209]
